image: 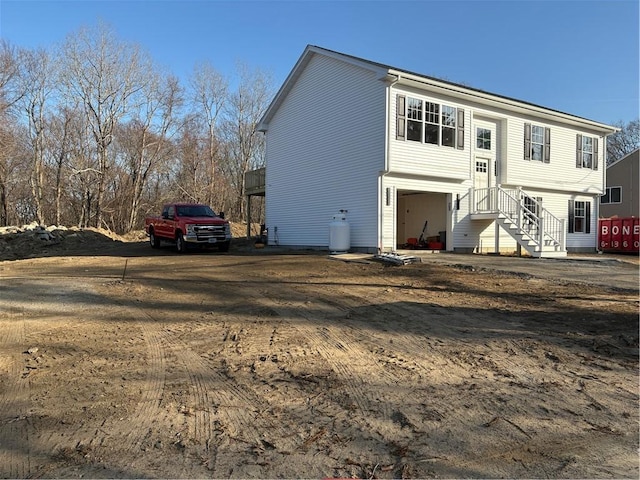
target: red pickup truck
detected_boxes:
[144,203,231,252]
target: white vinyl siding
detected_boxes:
[265,54,385,249]
[505,118,604,194]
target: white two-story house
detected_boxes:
[257,45,617,257]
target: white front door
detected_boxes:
[473,118,501,211]
[474,158,491,210]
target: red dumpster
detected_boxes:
[599,217,639,253]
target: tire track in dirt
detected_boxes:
[112,306,222,457]
[298,283,535,413]
[0,280,95,478]
[11,297,101,477]
[160,334,217,463]
[87,301,168,468]
[116,297,301,475]
[120,319,167,452]
[6,280,169,475]
[245,286,402,424]
[156,324,301,472]
[291,274,638,476]
[0,299,30,479]
[0,280,94,478]
[292,280,484,378]
[33,274,303,475]
[245,275,514,458]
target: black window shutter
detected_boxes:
[568,200,575,233]
[593,138,599,170]
[524,123,531,160]
[585,201,591,234]
[576,134,583,168]
[396,95,406,141]
[544,127,551,163]
[456,108,465,150]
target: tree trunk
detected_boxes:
[0,180,6,226]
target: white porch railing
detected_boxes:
[470,186,566,255]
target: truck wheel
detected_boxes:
[176,232,187,253]
[218,241,230,252]
[149,230,160,248]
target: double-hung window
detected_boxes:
[531,126,544,161]
[406,97,423,142]
[582,137,594,168]
[601,186,622,204]
[568,200,591,234]
[441,106,457,147]
[524,123,551,163]
[424,102,439,144]
[397,95,464,149]
[576,134,599,170]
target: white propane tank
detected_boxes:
[329,210,350,254]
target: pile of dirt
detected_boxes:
[0,224,130,261]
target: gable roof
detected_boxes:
[258,45,617,134]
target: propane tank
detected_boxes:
[329,210,350,254]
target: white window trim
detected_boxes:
[400,95,463,149]
[601,186,622,204]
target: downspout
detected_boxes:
[596,134,607,252]
[379,74,401,253]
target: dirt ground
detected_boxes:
[0,226,638,479]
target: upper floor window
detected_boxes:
[406,97,423,141]
[531,126,544,160]
[425,102,439,144]
[601,186,622,204]
[576,134,598,170]
[442,106,457,147]
[524,123,550,163]
[476,128,491,150]
[396,94,464,149]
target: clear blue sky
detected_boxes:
[1,0,638,125]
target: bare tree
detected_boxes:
[189,62,228,208]
[47,107,81,225]
[0,40,24,114]
[172,114,207,202]
[0,40,26,226]
[0,121,16,225]
[607,119,639,164]
[117,72,183,231]
[221,64,272,219]
[64,107,100,228]
[59,22,149,228]
[19,47,55,224]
